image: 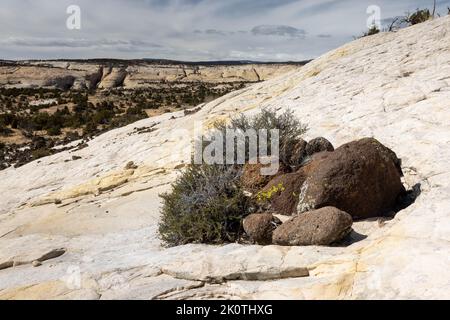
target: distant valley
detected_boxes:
[0,59,305,170]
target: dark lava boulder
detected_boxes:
[241,159,288,191]
[297,138,405,219]
[282,138,308,168]
[243,213,282,245]
[305,137,334,156]
[241,163,273,191]
[259,171,307,215]
[258,151,332,216]
[272,207,353,246]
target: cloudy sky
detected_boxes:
[0,0,448,61]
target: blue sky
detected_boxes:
[0,0,448,61]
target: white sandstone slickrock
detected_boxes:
[1,17,450,299]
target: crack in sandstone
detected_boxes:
[119,182,172,197]
[0,248,66,271]
[160,267,310,284]
[152,282,206,300]
[0,227,18,239]
[160,247,310,285]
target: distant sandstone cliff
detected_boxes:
[0,60,303,90]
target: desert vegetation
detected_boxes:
[404,8,433,25]
[159,164,253,246]
[359,1,443,38]
[360,25,380,38]
[0,82,246,169]
[159,108,308,246]
[159,109,411,248]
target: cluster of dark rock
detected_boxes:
[242,137,406,247]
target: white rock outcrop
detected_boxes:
[1,17,450,299]
[0,61,298,90]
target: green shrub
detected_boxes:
[0,113,17,127]
[159,108,307,247]
[357,25,380,39]
[47,126,62,136]
[65,131,80,140]
[126,105,146,116]
[0,124,13,136]
[365,25,380,36]
[211,107,308,167]
[32,147,52,160]
[83,122,98,135]
[404,8,432,25]
[159,165,255,246]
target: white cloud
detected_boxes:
[0,0,446,61]
[251,25,306,37]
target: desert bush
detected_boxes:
[403,1,437,26]
[211,107,308,168]
[362,25,380,37]
[47,126,62,136]
[92,109,114,125]
[126,105,146,116]
[159,108,307,247]
[0,124,13,136]
[159,165,255,246]
[0,114,16,127]
[83,122,98,135]
[31,147,52,160]
[404,8,432,25]
[65,131,80,140]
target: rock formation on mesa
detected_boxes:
[0,60,300,90]
[1,17,450,299]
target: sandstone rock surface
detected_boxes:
[1,17,450,299]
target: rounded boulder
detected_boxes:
[272,207,353,246]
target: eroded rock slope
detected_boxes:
[1,17,450,299]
